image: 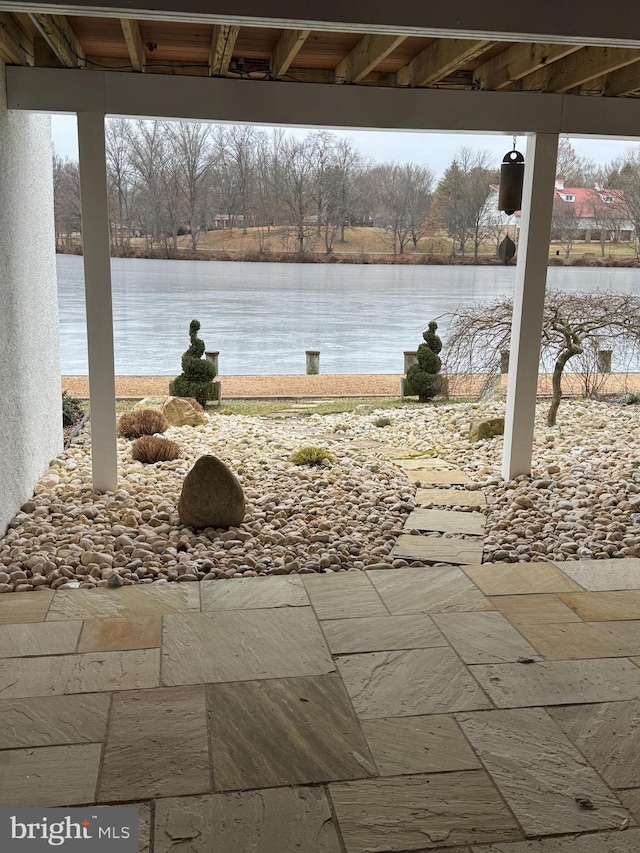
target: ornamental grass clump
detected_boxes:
[131,435,180,464]
[173,319,217,408]
[405,320,444,403]
[291,446,333,467]
[62,391,83,427]
[118,408,168,439]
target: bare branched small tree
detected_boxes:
[444,290,640,426]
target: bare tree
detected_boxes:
[436,148,497,257]
[551,199,582,257]
[279,136,315,253]
[52,154,82,249]
[444,290,640,426]
[105,118,137,250]
[166,121,212,250]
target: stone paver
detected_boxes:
[395,457,457,470]
[392,533,484,565]
[201,575,309,610]
[0,743,102,807]
[99,686,209,801]
[207,674,375,790]
[516,620,640,659]
[560,590,640,620]
[0,648,160,698]
[472,831,640,852]
[162,608,334,686]
[464,563,582,595]
[552,558,640,591]
[458,708,630,837]
[361,715,481,775]
[0,589,54,624]
[404,468,471,485]
[78,616,161,652]
[472,659,640,708]
[549,701,640,788]
[153,787,343,853]
[0,620,82,657]
[368,566,494,613]
[416,487,486,507]
[302,571,387,619]
[404,507,486,535]
[321,613,446,653]
[617,790,640,820]
[336,647,492,718]
[329,771,522,853]
[0,694,110,749]
[433,612,540,664]
[490,594,582,623]
[46,585,200,621]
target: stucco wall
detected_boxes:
[0,60,62,533]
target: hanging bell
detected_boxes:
[498,148,525,215]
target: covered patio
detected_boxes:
[2,554,640,851]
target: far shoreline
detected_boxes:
[55,247,640,269]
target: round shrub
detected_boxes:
[118,408,169,439]
[131,436,180,464]
[373,415,392,428]
[291,446,333,466]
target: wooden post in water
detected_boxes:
[306,350,320,375]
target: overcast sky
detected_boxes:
[51,114,638,180]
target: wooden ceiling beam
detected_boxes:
[120,19,145,72]
[29,13,85,68]
[269,28,310,79]
[594,62,640,97]
[209,23,239,76]
[475,43,580,90]
[0,11,33,65]
[520,46,640,92]
[397,38,491,87]
[335,33,405,83]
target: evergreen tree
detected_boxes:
[173,320,216,407]
[406,321,443,402]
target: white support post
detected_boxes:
[77,111,118,492]
[502,132,559,481]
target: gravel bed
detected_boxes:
[1,399,639,593]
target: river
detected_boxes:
[56,255,640,375]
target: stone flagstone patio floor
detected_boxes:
[2,562,640,853]
[2,452,640,852]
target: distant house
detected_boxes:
[486,180,635,244]
[548,179,634,243]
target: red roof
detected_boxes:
[490,185,628,219]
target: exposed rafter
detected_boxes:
[0,11,33,65]
[120,18,145,72]
[396,38,491,87]
[29,13,85,67]
[269,28,309,79]
[335,33,405,84]
[595,63,640,97]
[475,43,580,90]
[520,46,640,93]
[209,23,239,76]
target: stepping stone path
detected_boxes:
[266,400,327,418]
[387,454,488,566]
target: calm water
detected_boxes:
[56,255,640,375]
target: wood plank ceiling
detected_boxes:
[1,12,640,97]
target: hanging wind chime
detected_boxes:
[497,136,524,264]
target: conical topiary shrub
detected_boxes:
[405,320,443,403]
[173,320,216,408]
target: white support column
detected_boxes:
[77,111,118,492]
[502,132,559,481]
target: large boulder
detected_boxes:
[469,417,505,442]
[178,455,245,529]
[163,396,207,427]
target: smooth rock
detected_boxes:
[178,455,245,530]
